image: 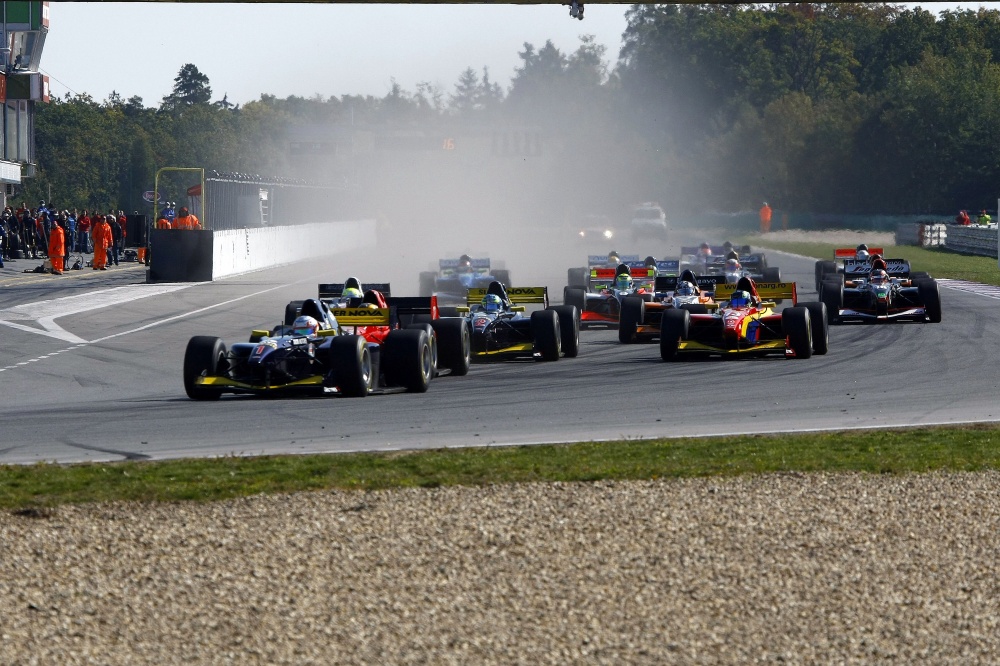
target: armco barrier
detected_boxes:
[895,223,947,247]
[148,220,376,283]
[942,225,998,258]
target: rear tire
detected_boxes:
[763,267,781,283]
[815,260,837,291]
[680,303,708,315]
[405,323,438,376]
[551,305,580,357]
[917,278,942,323]
[383,329,433,393]
[531,309,561,361]
[782,307,813,359]
[328,335,371,397]
[567,267,588,288]
[619,296,644,343]
[431,317,471,376]
[284,300,304,326]
[660,309,689,361]
[802,302,829,355]
[183,336,228,400]
[910,271,930,280]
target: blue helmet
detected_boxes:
[482,293,503,313]
[615,274,633,291]
[729,290,751,308]
[676,281,697,297]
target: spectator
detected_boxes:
[174,206,201,230]
[0,213,6,268]
[759,201,773,233]
[48,217,65,275]
[91,214,111,270]
[108,214,123,266]
[977,210,992,226]
[65,210,77,258]
[956,210,971,226]
[77,210,92,252]
[19,206,36,259]
[155,213,172,229]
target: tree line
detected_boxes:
[26,3,1000,219]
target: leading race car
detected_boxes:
[457,281,580,361]
[814,245,932,291]
[820,260,942,324]
[282,277,471,376]
[418,254,511,308]
[658,276,829,361]
[183,315,435,401]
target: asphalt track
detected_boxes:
[2,231,999,465]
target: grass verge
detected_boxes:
[737,237,1000,286]
[3,424,1000,509]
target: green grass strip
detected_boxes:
[3,424,1000,509]
[736,237,1000,285]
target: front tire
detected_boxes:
[660,309,689,361]
[431,317,471,376]
[802,301,829,355]
[782,307,813,359]
[327,335,372,397]
[383,329,433,393]
[619,296,644,343]
[183,336,227,400]
[821,279,843,324]
[550,305,580,357]
[531,309,561,361]
[564,286,587,312]
[917,278,942,323]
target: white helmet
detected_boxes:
[292,315,319,337]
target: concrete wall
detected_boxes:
[212,220,376,280]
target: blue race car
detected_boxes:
[419,254,511,309]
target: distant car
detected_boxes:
[418,254,511,309]
[630,202,668,238]
[679,243,751,274]
[659,276,828,361]
[574,214,617,244]
[820,270,941,324]
[455,282,580,362]
[563,256,680,328]
[814,247,931,291]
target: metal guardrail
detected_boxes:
[941,225,998,258]
[895,223,947,247]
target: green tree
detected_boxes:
[161,64,212,111]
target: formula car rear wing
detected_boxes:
[655,274,727,293]
[835,247,883,259]
[466,286,549,307]
[590,267,657,281]
[715,281,797,304]
[319,283,392,299]
[588,254,640,267]
[680,244,751,257]
[842,258,910,278]
[329,306,392,327]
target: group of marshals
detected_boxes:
[155,206,201,230]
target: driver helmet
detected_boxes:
[870,255,887,272]
[857,249,869,260]
[482,293,503,313]
[607,250,621,265]
[614,274,634,291]
[342,287,363,305]
[292,315,319,337]
[870,269,888,285]
[725,258,741,272]
[698,242,712,257]
[457,254,473,273]
[359,302,379,310]
[729,290,752,308]
[676,281,697,297]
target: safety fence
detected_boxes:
[940,225,998,258]
[894,223,947,248]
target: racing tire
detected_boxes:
[438,306,461,318]
[551,305,580,358]
[284,300,305,326]
[815,260,837,291]
[659,309,689,361]
[820,279,843,324]
[531,309,561,361]
[405,323,439,376]
[493,269,512,288]
[418,272,437,297]
[680,303,708,315]
[383,329,433,393]
[183,336,228,401]
[762,267,781,283]
[782,307,813,359]
[802,301,829,355]
[431,317,471,376]
[564,286,587,312]
[567,267,588,289]
[328,335,372,397]
[910,271,931,281]
[618,296,644,344]
[917,278,942,323]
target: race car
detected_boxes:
[564,255,680,326]
[457,281,580,361]
[282,277,471,376]
[182,316,435,401]
[820,266,942,324]
[679,243,752,274]
[418,254,511,307]
[617,270,727,343]
[658,276,829,361]
[814,245,932,291]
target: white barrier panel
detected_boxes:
[943,224,998,258]
[212,220,376,280]
[895,223,947,247]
